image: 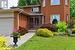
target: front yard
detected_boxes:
[15,35,75,50]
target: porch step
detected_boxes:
[28,30,36,33]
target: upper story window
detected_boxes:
[42,0,45,7]
[65,0,68,5]
[1,1,8,8]
[51,0,60,5]
[32,7,39,12]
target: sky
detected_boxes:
[8,0,18,8]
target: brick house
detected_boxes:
[0,0,70,35]
[21,0,70,29]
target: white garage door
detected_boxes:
[0,18,14,36]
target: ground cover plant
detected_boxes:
[36,28,53,37]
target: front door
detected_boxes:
[28,16,42,29]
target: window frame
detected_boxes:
[50,14,60,23]
[51,0,60,5]
[32,7,39,13]
[1,1,7,8]
[42,0,45,7]
[65,0,68,5]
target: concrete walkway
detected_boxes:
[6,32,35,47]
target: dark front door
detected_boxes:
[28,16,42,29]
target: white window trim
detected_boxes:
[42,0,45,7]
[65,0,68,5]
[50,14,60,23]
[1,1,8,8]
[32,7,39,12]
[51,0,60,5]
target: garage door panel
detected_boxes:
[0,18,14,36]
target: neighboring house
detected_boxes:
[0,0,70,36]
[0,0,8,9]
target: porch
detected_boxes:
[27,13,44,30]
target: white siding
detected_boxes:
[0,13,14,17]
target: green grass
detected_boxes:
[15,35,75,50]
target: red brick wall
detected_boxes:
[23,6,41,13]
[64,0,70,22]
[23,7,32,13]
[41,0,70,24]
[19,14,28,28]
[14,11,28,30]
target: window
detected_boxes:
[51,0,60,5]
[50,14,60,23]
[32,7,39,12]
[65,0,68,5]
[42,0,45,7]
[1,1,8,8]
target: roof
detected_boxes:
[28,13,43,16]
[0,8,43,16]
[0,8,29,15]
[0,8,20,13]
[18,5,41,8]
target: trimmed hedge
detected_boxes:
[36,28,53,37]
[40,23,58,32]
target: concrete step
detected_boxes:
[28,30,36,33]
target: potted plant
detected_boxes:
[11,28,20,46]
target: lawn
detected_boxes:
[15,35,75,50]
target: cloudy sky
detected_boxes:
[8,0,18,8]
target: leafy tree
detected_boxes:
[30,0,40,5]
[26,0,31,5]
[18,0,26,6]
[31,0,37,5]
[70,0,75,17]
[18,0,40,6]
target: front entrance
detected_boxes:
[28,16,42,29]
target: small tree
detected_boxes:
[70,0,75,17]
[56,21,68,32]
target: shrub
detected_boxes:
[0,47,11,50]
[53,32,60,36]
[18,26,28,36]
[40,23,58,32]
[56,21,68,32]
[36,28,53,37]
[67,21,74,28]
[72,25,75,34]
[0,36,11,50]
[12,32,20,38]
[0,36,7,47]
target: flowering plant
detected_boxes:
[0,36,11,50]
